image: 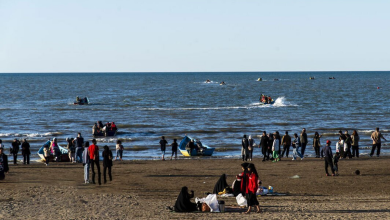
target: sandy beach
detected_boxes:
[1,156,390,219]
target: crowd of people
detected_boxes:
[92,121,118,136]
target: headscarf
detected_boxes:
[174,187,197,212]
[213,174,229,194]
[247,163,259,178]
[240,163,249,195]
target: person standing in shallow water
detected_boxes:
[0,145,9,180]
[21,139,31,165]
[370,127,386,157]
[102,145,113,184]
[88,139,101,185]
[300,128,308,156]
[159,136,168,160]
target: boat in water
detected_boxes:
[259,94,275,104]
[37,140,70,162]
[220,81,226,85]
[178,136,215,157]
[257,78,262,81]
[74,96,89,105]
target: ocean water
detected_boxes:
[0,72,389,160]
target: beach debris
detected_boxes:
[290,175,300,179]
[355,170,360,175]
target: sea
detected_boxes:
[0,72,389,161]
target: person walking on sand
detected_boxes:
[159,136,168,160]
[21,139,31,165]
[313,132,322,158]
[73,133,84,163]
[281,131,291,158]
[300,128,308,156]
[272,133,280,162]
[351,130,360,158]
[241,135,249,161]
[89,139,101,185]
[82,141,90,184]
[171,139,178,160]
[0,145,9,180]
[11,139,21,165]
[321,140,335,176]
[244,163,261,214]
[102,145,113,184]
[115,140,124,161]
[260,131,269,161]
[292,133,304,160]
[370,127,387,157]
[248,136,255,161]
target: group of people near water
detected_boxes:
[0,139,31,165]
[92,121,118,136]
[173,163,261,214]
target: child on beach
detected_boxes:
[159,136,168,161]
[333,152,340,176]
[171,139,178,160]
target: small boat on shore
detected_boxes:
[178,136,215,157]
[37,140,70,162]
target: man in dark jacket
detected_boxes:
[260,131,269,161]
[73,133,84,163]
[11,139,21,165]
[321,140,335,176]
[241,135,249,161]
[281,131,292,158]
[0,145,9,180]
[21,139,31,165]
[300,128,308,156]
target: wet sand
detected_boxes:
[1,156,390,219]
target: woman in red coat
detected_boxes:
[245,163,261,214]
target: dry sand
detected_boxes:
[1,156,390,219]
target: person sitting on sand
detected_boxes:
[51,138,61,162]
[0,145,9,180]
[245,163,261,214]
[173,186,198,212]
[213,174,231,195]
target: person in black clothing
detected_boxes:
[267,133,274,161]
[300,128,308,156]
[0,146,9,180]
[21,139,31,165]
[73,133,84,163]
[241,135,249,161]
[343,131,352,159]
[102,145,113,184]
[171,139,178,160]
[185,139,195,156]
[213,174,229,194]
[11,139,21,165]
[174,186,197,212]
[160,136,168,160]
[260,131,269,161]
[321,140,335,176]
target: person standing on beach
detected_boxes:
[351,130,360,158]
[337,130,346,158]
[89,139,101,185]
[343,131,352,159]
[171,139,178,160]
[313,132,322,158]
[0,145,9,180]
[267,133,273,161]
[272,133,280,162]
[21,139,30,165]
[281,131,291,158]
[321,140,335,176]
[82,141,90,184]
[102,145,113,184]
[73,133,84,163]
[260,131,269,161]
[370,127,387,157]
[43,141,51,166]
[115,140,124,161]
[244,163,261,214]
[241,135,249,161]
[159,136,168,160]
[11,139,21,165]
[66,138,76,163]
[248,136,255,161]
[300,128,308,156]
[292,133,303,160]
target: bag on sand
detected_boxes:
[236,193,247,207]
[201,203,210,212]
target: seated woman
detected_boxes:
[213,174,231,195]
[174,187,198,212]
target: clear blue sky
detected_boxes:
[1,0,389,72]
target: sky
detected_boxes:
[0,0,390,72]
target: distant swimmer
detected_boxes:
[309,77,315,80]
[274,79,279,81]
[329,77,335,79]
[377,87,381,89]
[206,79,211,83]
[220,81,226,85]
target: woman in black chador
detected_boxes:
[174,187,197,212]
[213,174,229,194]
